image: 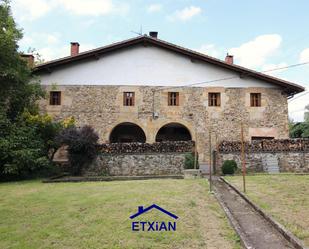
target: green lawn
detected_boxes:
[225,174,309,246]
[0,179,240,249]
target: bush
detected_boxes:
[56,125,99,175]
[222,160,237,175]
[0,112,51,180]
[184,152,199,169]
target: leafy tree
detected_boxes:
[0,111,50,179]
[304,104,309,123]
[56,126,99,176]
[289,105,309,138]
[23,112,75,161]
[0,0,44,120]
[0,1,63,180]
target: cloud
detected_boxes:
[229,34,282,68]
[56,0,113,16]
[11,0,53,21]
[147,4,162,13]
[261,62,288,75]
[299,48,309,63]
[168,6,202,21]
[19,32,60,48]
[37,43,96,61]
[11,0,125,21]
[196,44,222,58]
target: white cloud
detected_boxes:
[229,34,282,68]
[11,0,53,21]
[11,0,125,21]
[299,48,309,63]
[56,0,113,16]
[196,44,222,58]
[261,62,288,75]
[19,32,60,48]
[46,34,60,45]
[147,4,162,13]
[38,43,96,61]
[37,46,68,61]
[169,6,202,21]
[80,43,96,53]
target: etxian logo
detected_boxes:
[130,204,178,232]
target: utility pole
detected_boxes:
[240,122,246,193]
[209,130,212,192]
[194,126,198,169]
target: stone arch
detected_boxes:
[109,122,146,143]
[155,122,192,142]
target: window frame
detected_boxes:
[49,91,61,106]
[168,92,179,106]
[123,92,135,106]
[208,92,221,107]
[250,93,261,107]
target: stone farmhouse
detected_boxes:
[32,32,304,165]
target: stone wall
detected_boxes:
[40,85,289,163]
[217,139,309,173]
[85,153,186,176]
[218,152,309,173]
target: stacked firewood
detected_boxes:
[219,138,309,153]
[98,141,195,154]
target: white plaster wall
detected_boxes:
[38,45,276,88]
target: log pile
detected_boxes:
[219,138,309,153]
[98,141,195,154]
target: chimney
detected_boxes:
[70,42,80,56]
[225,54,233,64]
[138,206,143,213]
[149,31,158,38]
[21,54,34,68]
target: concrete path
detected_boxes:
[213,178,296,249]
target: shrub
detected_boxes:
[184,152,199,169]
[222,160,237,175]
[0,112,51,180]
[56,125,99,175]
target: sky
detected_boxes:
[10,0,309,121]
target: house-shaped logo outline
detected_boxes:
[130,204,178,219]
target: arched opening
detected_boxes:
[155,123,192,142]
[109,122,146,143]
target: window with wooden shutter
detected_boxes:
[123,92,135,106]
[49,91,61,105]
[250,93,261,107]
[168,92,179,106]
[208,93,221,107]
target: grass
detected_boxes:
[0,179,240,249]
[225,174,309,246]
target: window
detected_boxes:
[168,92,179,106]
[123,92,135,106]
[250,93,261,107]
[49,91,61,105]
[208,93,221,107]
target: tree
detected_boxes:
[304,104,309,123]
[0,0,44,120]
[289,105,309,138]
[0,1,57,180]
